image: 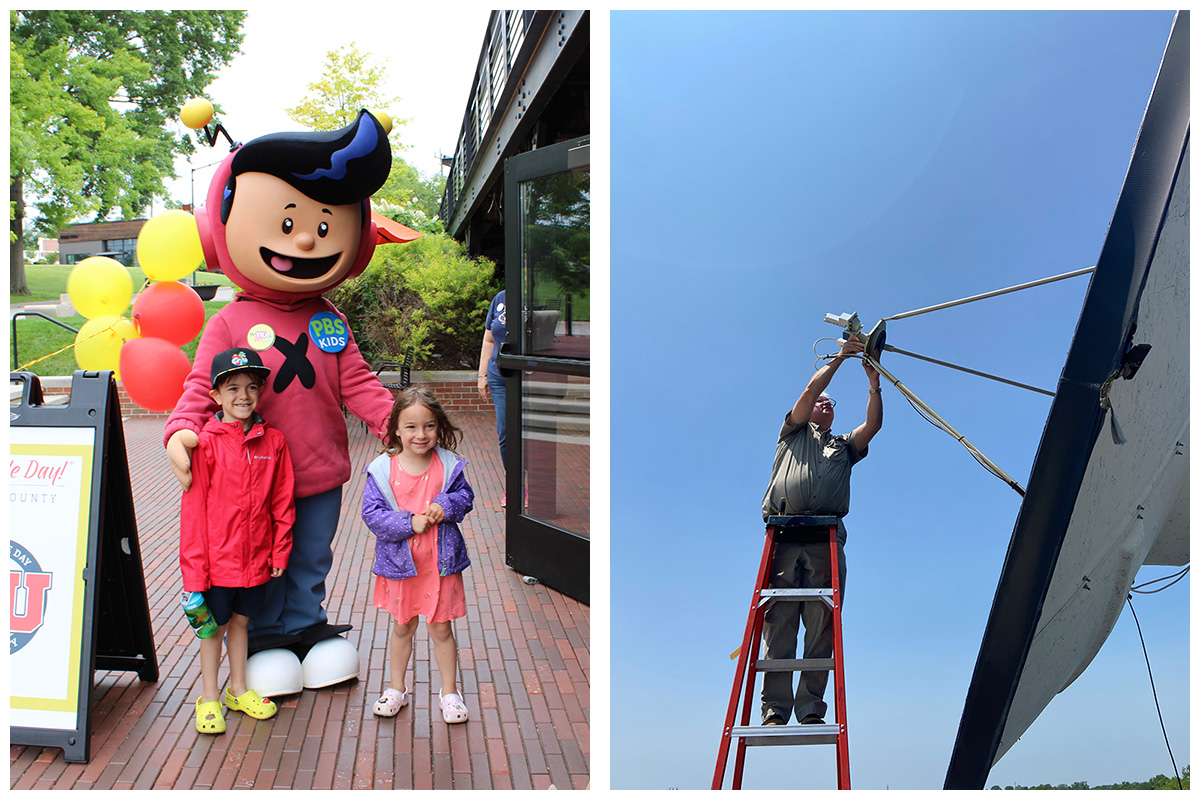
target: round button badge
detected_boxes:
[247,323,276,351]
[309,312,348,353]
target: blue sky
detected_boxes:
[610,11,1186,790]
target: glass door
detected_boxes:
[496,136,590,604]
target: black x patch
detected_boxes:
[272,332,317,393]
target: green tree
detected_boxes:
[286,43,444,230]
[374,161,446,233]
[9,10,245,294]
[285,43,405,133]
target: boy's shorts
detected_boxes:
[205,584,269,626]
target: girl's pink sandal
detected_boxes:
[439,691,469,723]
[374,688,409,718]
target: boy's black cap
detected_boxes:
[210,348,271,389]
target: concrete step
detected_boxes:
[18,303,73,319]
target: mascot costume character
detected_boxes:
[165,108,400,695]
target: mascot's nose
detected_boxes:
[294,233,316,251]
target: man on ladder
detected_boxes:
[760,335,882,727]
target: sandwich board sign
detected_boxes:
[9,371,157,763]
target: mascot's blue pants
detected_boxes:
[250,486,342,637]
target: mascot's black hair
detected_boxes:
[220,109,390,223]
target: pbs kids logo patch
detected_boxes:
[309,312,348,353]
[10,540,53,654]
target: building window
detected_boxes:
[103,238,138,266]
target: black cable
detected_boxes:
[1125,596,1182,789]
[1131,565,1190,594]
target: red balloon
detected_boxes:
[119,337,193,411]
[131,281,206,346]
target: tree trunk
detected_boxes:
[11,175,30,295]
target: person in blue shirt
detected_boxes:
[476,289,508,505]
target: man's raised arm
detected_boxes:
[788,337,865,425]
[852,346,883,450]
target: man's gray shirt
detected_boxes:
[762,415,867,522]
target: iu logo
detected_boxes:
[10,541,53,654]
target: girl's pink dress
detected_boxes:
[372,451,467,624]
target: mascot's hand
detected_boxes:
[167,429,200,490]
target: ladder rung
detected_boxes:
[761,588,832,597]
[754,657,835,673]
[759,588,835,611]
[730,724,842,746]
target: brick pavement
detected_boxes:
[9,410,589,790]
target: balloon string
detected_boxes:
[16,320,124,373]
[17,278,152,372]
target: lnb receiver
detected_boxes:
[824,311,886,359]
[824,311,863,339]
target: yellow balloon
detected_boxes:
[137,210,204,281]
[67,257,133,319]
[74,315,140,378]
[181,98,214,129]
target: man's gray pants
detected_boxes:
[760,537,847,724]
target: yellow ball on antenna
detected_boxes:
[181,98,214,129]
[373,110,393,135]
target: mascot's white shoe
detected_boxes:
[301,636,360,689]
[246,648,304,697]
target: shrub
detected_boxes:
[331,233,500,371]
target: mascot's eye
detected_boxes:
[282,218,294,234]
[317,221,329,238]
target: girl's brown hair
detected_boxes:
[382,386,463,455]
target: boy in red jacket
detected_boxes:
[181,348,295,734]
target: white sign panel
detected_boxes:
[9,426,96,731]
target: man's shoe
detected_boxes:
[799,714,825,725]
[762,713,786,726]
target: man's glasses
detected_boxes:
[817,396,836,409]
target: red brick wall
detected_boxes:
[34,372,488,418]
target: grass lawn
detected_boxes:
[11,301,229,376]
[11,264,232,305]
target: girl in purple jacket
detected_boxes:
[361,388,474,723]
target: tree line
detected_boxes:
[990,764,1189,790]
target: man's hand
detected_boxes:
[862,352,880,382]
[270,567,284,578]
[839,336,865,359]
[167,430,200,490]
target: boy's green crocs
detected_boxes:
[224,687,278,720]
[195,697,226,734]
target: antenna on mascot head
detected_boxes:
[180,98,237,151]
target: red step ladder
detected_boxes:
[712,515,850,790]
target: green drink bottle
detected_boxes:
[181,591,218,638]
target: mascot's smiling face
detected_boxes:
[197,109,391,303]
[224,172,362,293]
